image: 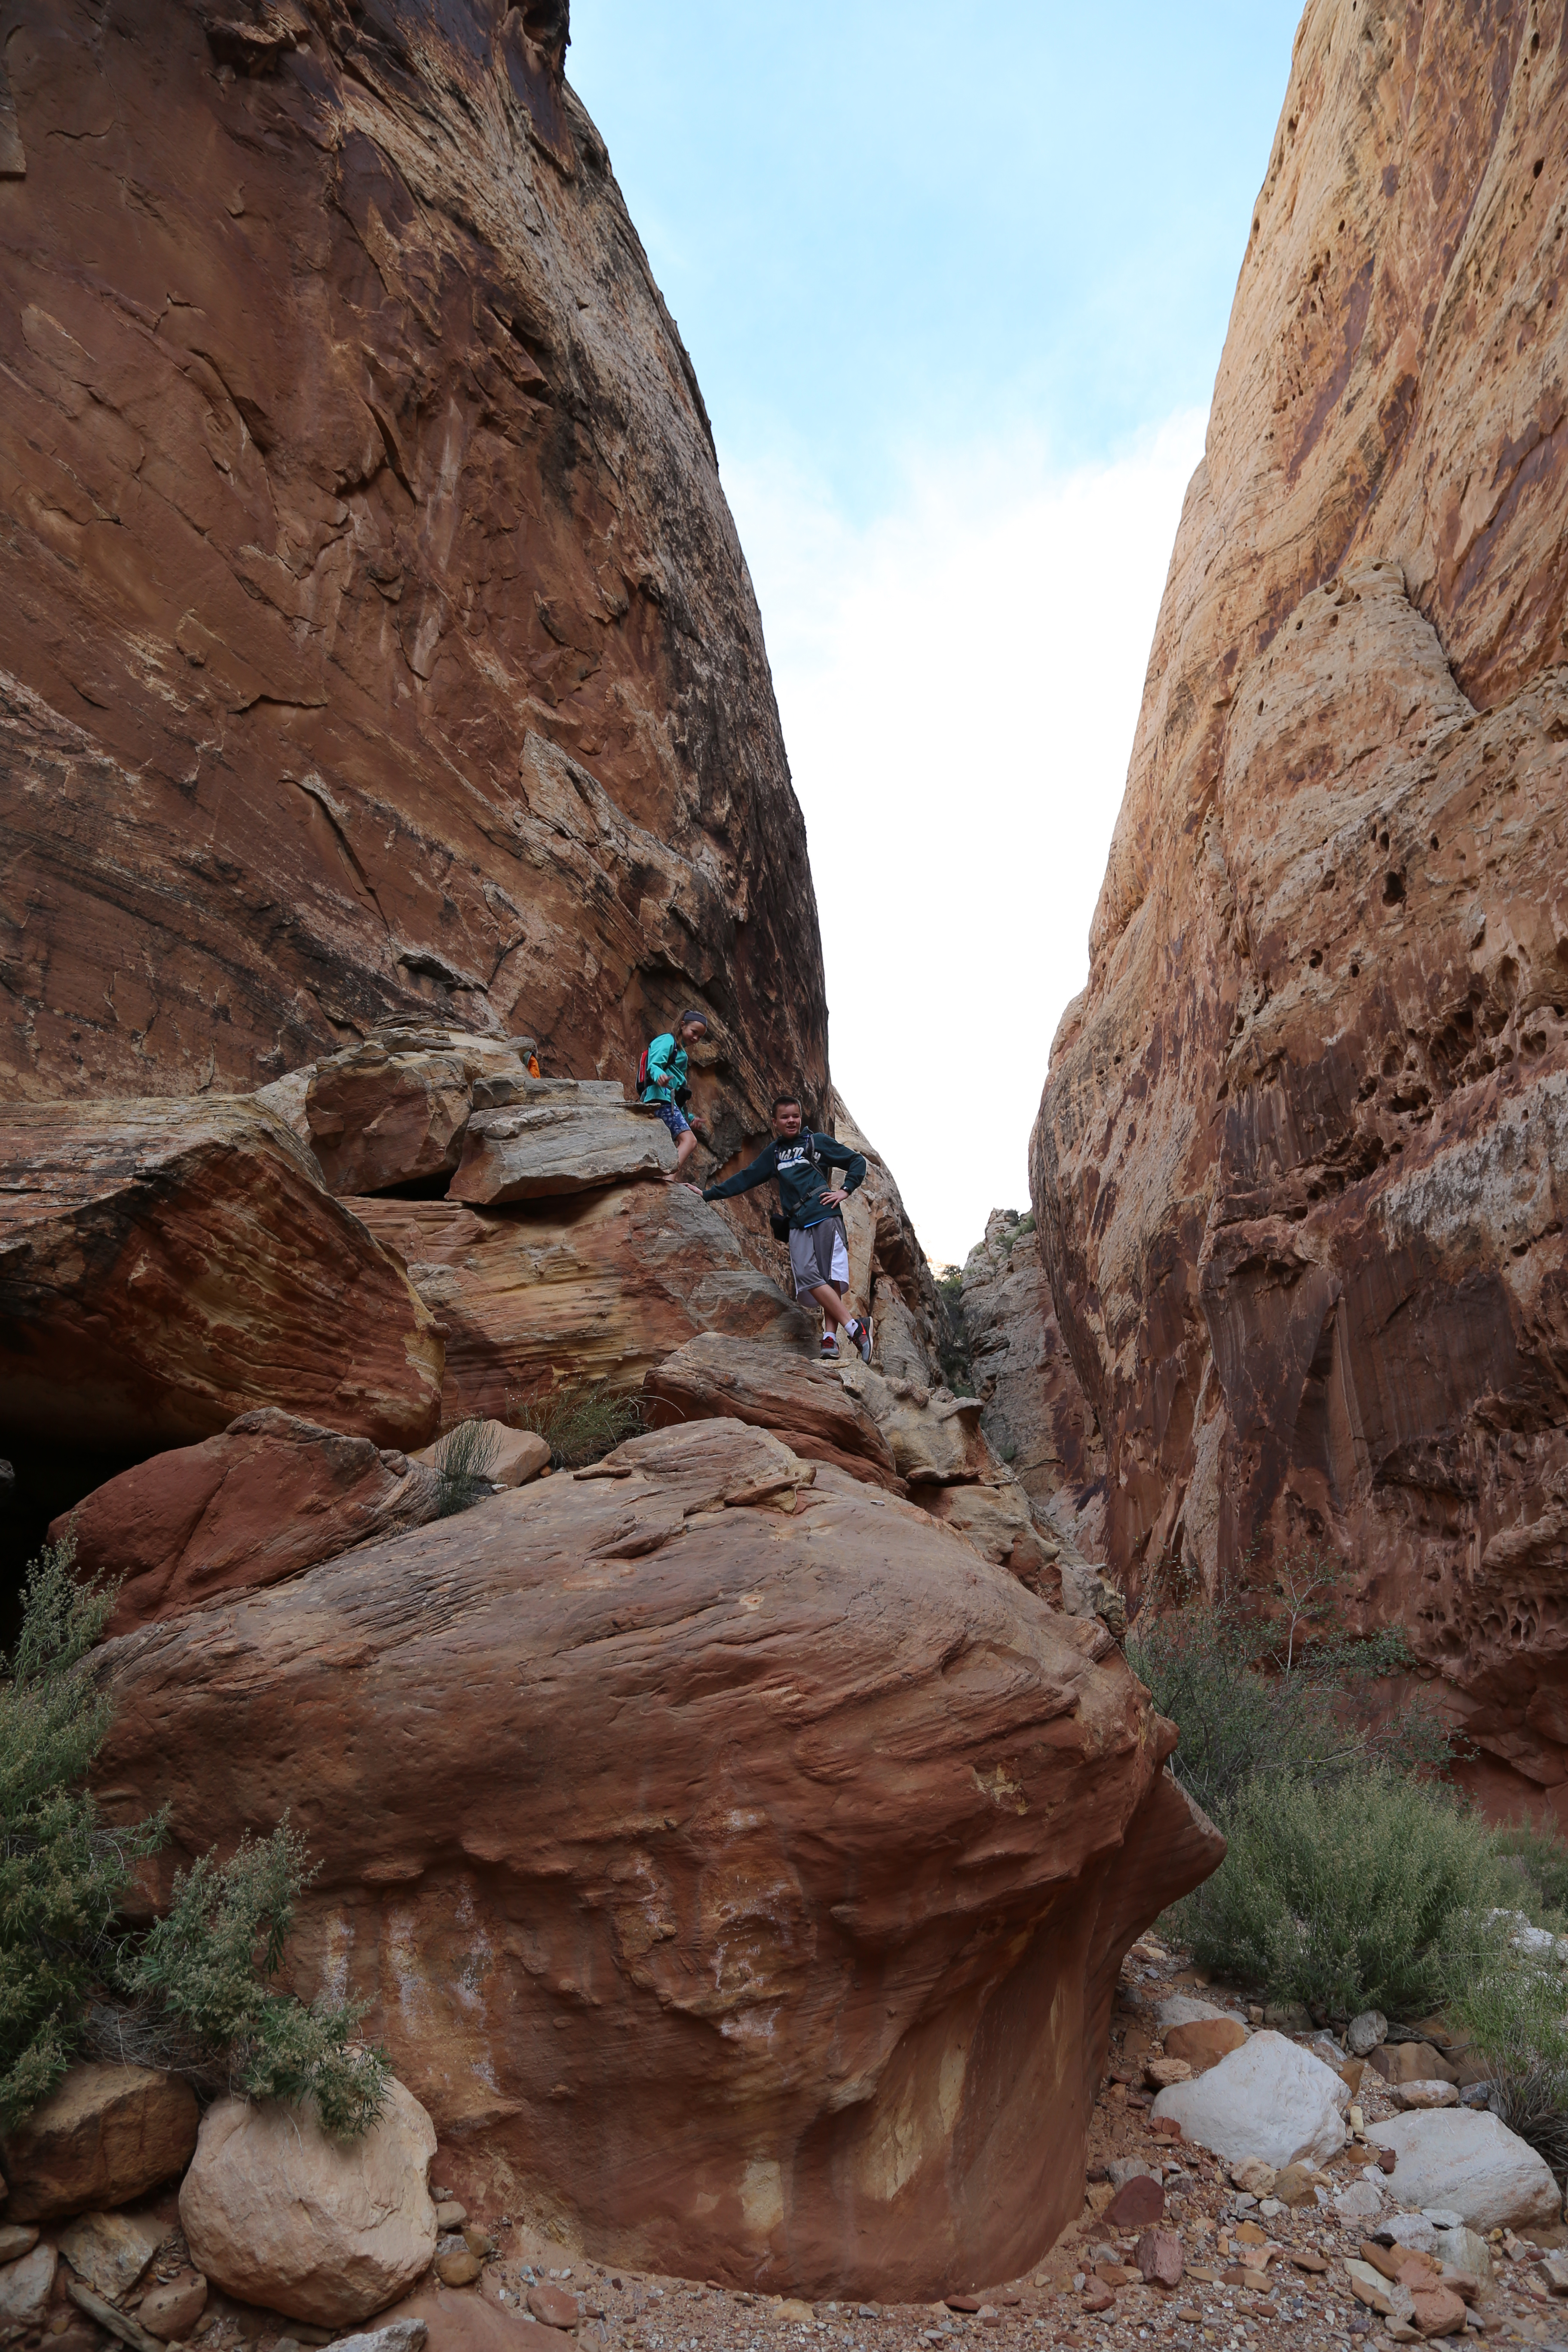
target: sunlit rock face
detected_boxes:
[0,0,825,1158]
[1032,0,1568,1816]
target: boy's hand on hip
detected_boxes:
[821,1187,848,1206]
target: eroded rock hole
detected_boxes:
[1383,870,1406,905]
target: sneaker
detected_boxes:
[846,1317,873,1365]
[820,1329,838,1357]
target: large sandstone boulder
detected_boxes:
[0,2,830,1178]
[57,1410,444,1640]
[180,2082,438,2326]
[450,1094,673,1203]
[1026,2,1568,1804]
[1365,2110,1562,2233]
[95,1418,1222,2300]
[0,1099,443,1452]
[643,1331,901,1491]
[0,2064,198,2222]
[355,1190,813,1420]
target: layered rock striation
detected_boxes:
[1031,0,1568,1811]
[0,0,824,1154]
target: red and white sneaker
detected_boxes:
[845,1316,873,1365]
[820,1329,838,1358]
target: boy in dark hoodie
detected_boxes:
[701,1093,872,1362]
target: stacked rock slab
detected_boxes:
[94,1416,1222,2300]
[1029,0,1568,1811]
[357,1188,813,1422]
[643,1332,902,1490]
[449,1088,675,1201]
[0,1099,443,1452]
[0,0,829,1152]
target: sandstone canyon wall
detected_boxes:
[0,0,825,1159]
[1032,0,1568,1817]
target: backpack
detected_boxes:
[635,1038,690,1108]
[769,1133,821,1242]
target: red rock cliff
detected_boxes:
[0,0,824,1148]
[1032,0,1568,1814]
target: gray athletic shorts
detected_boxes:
[788,1216,849,1299]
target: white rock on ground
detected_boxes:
[179,2080,438,2325]
[1333,2177,1386,2220]
[1364,2109,1562,2233]
[0,2244,56,2324]
[1150,2030,1349,2169]
[332,2322,428,2352]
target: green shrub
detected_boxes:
[432,1418,500,1516]
[0,1540,385,2138]
[1442,1911,1568,2179]
[1127,1580,1451,1825]
[0,1543,167,2135]
[125,1822,389,2137]
[0,1539,164,2128]
[1176,1767,1515,2019]
[514,1382,643,1468]
[1494,1820,1568,1915]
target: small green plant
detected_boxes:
[514,1382,643,1468]
[0,1538,165,2128]
[125,1822,389,2137]
[1178,1767,1515,2018]
[433,1418,500,1516]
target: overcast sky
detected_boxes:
[570,3,1302,1263]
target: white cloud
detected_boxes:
[723,408,1207,1268]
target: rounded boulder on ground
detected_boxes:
[1364,2109,1562,2233]
[0,2064,198,2223]
[1149,2030,1349,2170]
[179,2080,438,2326]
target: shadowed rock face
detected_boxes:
[0,1097,443,1451]
[0,0,824,1153]
[1031,0,1568,1815]
[95,1420,1222,2299]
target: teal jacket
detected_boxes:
[641,1033,686,1105]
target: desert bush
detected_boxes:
[1494,1819,1568,1916]
[1177,1767,1515,2019]
[514,1382,643,1468]
[1442,1910,1568,2180]
[124,1821,389,2136]
[0,1538,164,2128]
[0,1539,385,2136]
[433,1417,500,1516]
[1127,1572,1452,1825]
